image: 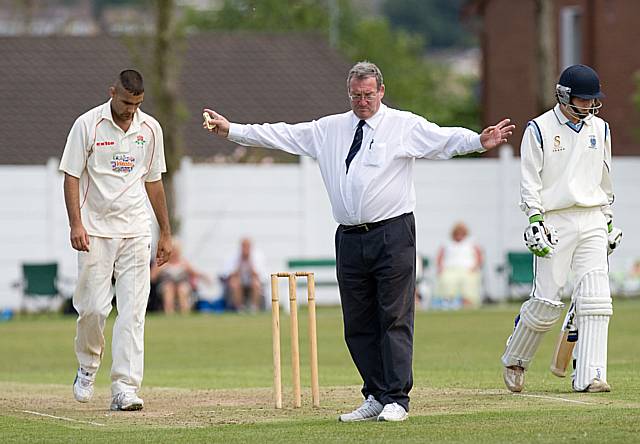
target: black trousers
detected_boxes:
[335,213,416,411]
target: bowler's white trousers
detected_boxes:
[73,236,151,395]
[533,207,609,300]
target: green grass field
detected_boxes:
[1,300,639,443]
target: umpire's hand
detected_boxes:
[202,108,230,138]
[480,118,515,150]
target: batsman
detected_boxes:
[501,64,623,393]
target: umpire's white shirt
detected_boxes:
[59,100,166,237]
[520,104,613,217]
[228,104,483,225]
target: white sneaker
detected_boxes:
[503,366,525,392]
[377,402,408,422]
[110,391,144,411]
[338,395,383,422]
[573,377,611,393]
[73,368,95,403]
[586,378,611,393]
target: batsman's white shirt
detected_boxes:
[228,104,484,225]
[520,104,613,217]
[521,105,613,300]
[59,100,166,237]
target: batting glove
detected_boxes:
[524,214,558,258]
[606,218,623,255]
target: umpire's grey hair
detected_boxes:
[347,61,384,90]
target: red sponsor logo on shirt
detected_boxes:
[96,141,116,147]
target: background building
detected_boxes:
[472,0,640,155]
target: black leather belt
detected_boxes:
[341,213,411,234]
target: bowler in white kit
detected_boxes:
[501,64,623,393]
[60,69,172,411]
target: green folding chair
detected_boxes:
[20,262,66,313]
[505,252,534,300]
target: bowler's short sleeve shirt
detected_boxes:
[59,100,166,237]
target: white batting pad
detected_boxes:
[575,270,613,316]
[502,298,564,369]
[573,270,612,391]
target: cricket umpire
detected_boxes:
[202,61,514,421]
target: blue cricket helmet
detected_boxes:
[557,64,605,100]
[555,65,604,118]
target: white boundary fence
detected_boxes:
[1,147,639,309]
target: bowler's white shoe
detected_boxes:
[73,368,95,403]
[503,366,525,392]
[338,395,383,422]
[110,391,144,411]
[377,402,408,422]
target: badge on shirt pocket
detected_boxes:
[111,153,136,173]
[363,141,386,167]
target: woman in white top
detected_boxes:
[435,222,483,308]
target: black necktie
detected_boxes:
[345,120,366,173]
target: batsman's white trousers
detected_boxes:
[73,235,151,395]
[533,207,608,301]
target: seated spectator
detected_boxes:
[622,259,640,297]
[434,222,483,309]
[150,240,209,314]
[220,238,266,312]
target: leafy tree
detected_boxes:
[184,0,329,32]
[126,0,189,231]
[340,17,479,130]
[182,0,480,135]
[382,0,477,49]
[151,0,188,231]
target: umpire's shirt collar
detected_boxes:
[351,103,387,131]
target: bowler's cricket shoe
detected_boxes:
[110,392,144,411]
[377,403,408,422]
[73,368,95,403]
[503,366,525,392]
[338,395,383,422]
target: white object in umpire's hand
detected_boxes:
[203,112,216,130]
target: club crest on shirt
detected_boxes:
[553,135,565,152]
[588,135,597,149]
[111,153,136,173]
[135,135,147,148]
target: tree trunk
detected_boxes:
[536,0,556,113]
[152,0,185,233]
